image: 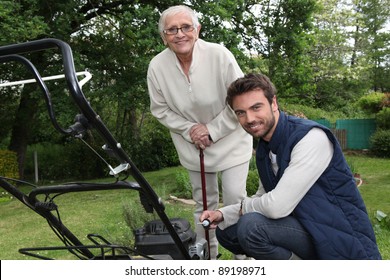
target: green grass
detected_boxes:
[0,155,389,260]
[0,166,208,260]
[346,154,390,259]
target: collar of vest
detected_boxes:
[258,110,287,155]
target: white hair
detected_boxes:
[158,5,200,36]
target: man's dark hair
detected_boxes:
[226,73,277,107]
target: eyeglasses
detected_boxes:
[163,25,195,35]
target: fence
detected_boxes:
[313,119,376,150]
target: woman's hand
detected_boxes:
[190,124,212,150]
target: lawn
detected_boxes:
[0,166,201,260]
[0,155,389,260]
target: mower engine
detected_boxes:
[134,218,209,260]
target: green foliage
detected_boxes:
[0,86,18,146]
[24,140,106,182]
[279,101,353,122]
[126,118,179,172]
[122,199,158,246]
[371,210,390,258]
[0,150,19,179]
[245,156,259,196]
[191,0,249,63]
[262,0,318,103]
[357,92,386,114]
[376,107,390,130]
[370,130,390,158]
[172,170,193,199]
[346,158,358,175]
[375,210,390,231]
[0,1,47,44]
[246,169,259,197]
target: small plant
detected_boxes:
[0,191,13,203]
[122,199,158,247]
[376,210,390,230]
[346,158,357,174]
[171,170,192,199]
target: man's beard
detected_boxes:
[244,113,275,140]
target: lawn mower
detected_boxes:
[0,38,208,260]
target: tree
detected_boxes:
[225,0,318,104]
[308,0,389,111]
[0,1,48,177]
[309,0,361,109]
[1,0,169,177]
[0,0,252,177]
[0,1,47,145]
[357,0,390,92]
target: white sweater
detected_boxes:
[147,39,252,172]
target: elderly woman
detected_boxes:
[147,5,252,259]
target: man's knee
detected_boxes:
[236,213,269,245]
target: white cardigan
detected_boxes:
[147,39,252,172]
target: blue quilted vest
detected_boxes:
[256,111,381,259]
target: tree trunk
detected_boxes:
[8,85,39,179]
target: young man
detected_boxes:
[200,73,381,260]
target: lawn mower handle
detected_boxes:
[0,38,191,259]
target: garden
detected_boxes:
[1,0,389,261]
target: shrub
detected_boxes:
[278,101,354,123]
[381,93,390,108]
[357,92,385,114]
[125,118,179,172]
[24,140,106,182]
[370,130,390,158]
[376,107,390,130]
[128,136,179,172]
[172,170,192,199]
[0,150,19,179]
